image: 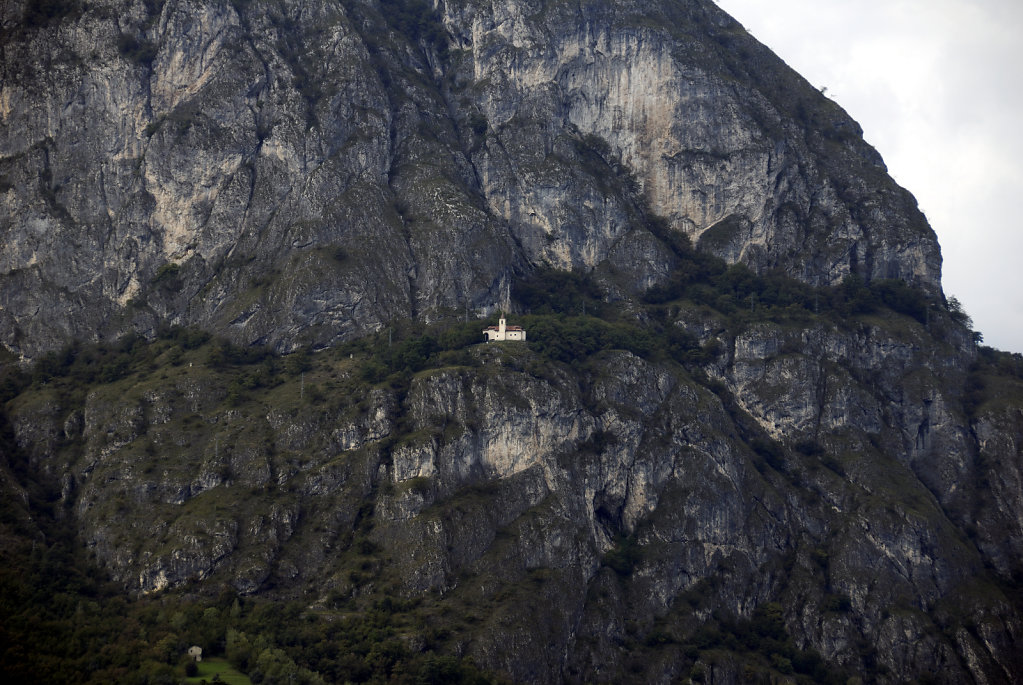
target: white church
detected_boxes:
[483,317,526,342]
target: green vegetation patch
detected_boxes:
[21,0,82,29]
[965,346,1023,415]
[680,602,851,684]
[185,657,252,684]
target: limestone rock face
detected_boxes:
[7,326,1023,682]
[1,0,938,358]
[4,2,1019,683]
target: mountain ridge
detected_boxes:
[2,1,1022,683]
[1,0,938,358]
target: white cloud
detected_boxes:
[715,0,1023,351]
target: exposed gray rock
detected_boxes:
[7,328,1022,682]
[2,1,1019,683]
[1,0,939,358]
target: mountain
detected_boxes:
[0,0,939,357]
[2,1,1022,683]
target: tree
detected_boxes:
[947,295,973,327]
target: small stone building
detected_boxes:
[483,317,526,342]
[188,645,203,662]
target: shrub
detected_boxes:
[751,602,787,641]
[152,262,182,291]
[771,653,794,674]
[820,454,846,476]
[751,437,785,470]
[516,268,604,316]
[871,278,928,323]
[116,32,158,66]
[604,535,641,576]
[822,594,852,613]
[793,439,824,456]
[22,0,80,28]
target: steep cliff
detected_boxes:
[2,1,1020,684]
[4,298,1023,682]
[1,0,938,358]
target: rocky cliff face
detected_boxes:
[1,0,938,358]
[2,1,1019,683]
[6,308,1023,682]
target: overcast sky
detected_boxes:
[714,0,1023,353]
